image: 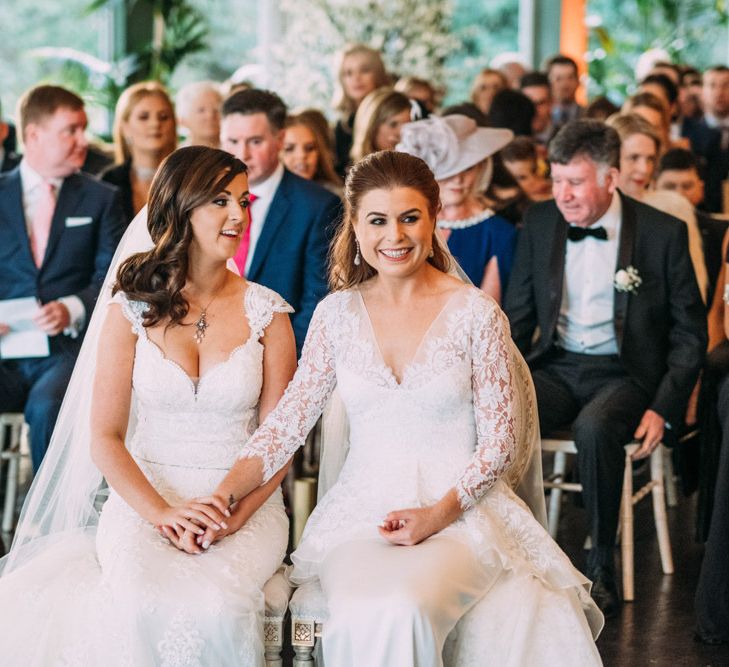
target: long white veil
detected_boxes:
[1,208,153,576]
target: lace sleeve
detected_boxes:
[109,291,147,337]
[238,295,338,483]
[455,294,517,510]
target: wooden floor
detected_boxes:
[3,460,729,666]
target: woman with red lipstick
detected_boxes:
[397,114,518,304]
[202,151,603,665]
[101,81,177,224]
[0,146,295,665]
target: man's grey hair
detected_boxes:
[175,81,222,119]
[548,119,621,170]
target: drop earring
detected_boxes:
[428,247,434,258]
[354,239,361,266]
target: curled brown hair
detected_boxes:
[329,150,450,290]
[114,146,247,327]
[350,88,411,163]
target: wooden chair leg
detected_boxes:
[620,449,635,601]
[2,453,19,533]
[293,645,315,665]
[663,446,678,508]
[651,447,674,574]
[547,451,567,539]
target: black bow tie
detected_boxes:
[567,225,608,242]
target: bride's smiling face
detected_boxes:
[353,186,435,278]
[189,172,250,262]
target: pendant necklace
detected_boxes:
[191,283,224,344]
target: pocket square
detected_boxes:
[65,216,93,227]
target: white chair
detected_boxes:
[542,433,675,601]
[288,344,542,664]
[263,566,293,666]
[0,413,30,533]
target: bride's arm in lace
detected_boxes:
[90,305,229,544]
[210,299,337,509]
[201,311,297,544]
[380,297,516,546]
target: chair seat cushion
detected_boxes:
[289,580,329,622]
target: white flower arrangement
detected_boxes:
[614,266,642,294]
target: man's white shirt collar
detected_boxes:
[250,162,284,200]
[19,159,63,194]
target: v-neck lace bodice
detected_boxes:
[112,283,293,471]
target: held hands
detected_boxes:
[155,496,230,554]
[632,409,665,460]
[33,301,70,336]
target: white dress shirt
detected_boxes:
[19,159,85,336]
[245,162,285,275]
[557,191,621,355]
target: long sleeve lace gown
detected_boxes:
[242,285,603,666]
[0,283,290,666]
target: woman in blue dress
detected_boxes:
[397,115,516,303]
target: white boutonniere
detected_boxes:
[614,266,642,294]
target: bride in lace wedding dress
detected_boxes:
[202,151,604,666]
[0,147,295,666]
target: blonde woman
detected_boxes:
[349,88,412,164]
[101,81,177,223]
[332,44,389,174]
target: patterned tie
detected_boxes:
[31,181,56,268]
[233,193,257,276]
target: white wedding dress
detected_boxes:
[242,285,604,665]
[0,282,290,667]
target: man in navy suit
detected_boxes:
[0,85,124,469]
[220,89,341,354]
[505,120,706,616]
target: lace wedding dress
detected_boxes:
[0,283,290,667]
[242,286,603,665]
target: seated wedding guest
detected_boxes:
[394,75,439,113]
[656,148,729,306]
[622,91,672,151]
[504,120,707,617]
[607,113,709,303]
[683,65,729,213]
[220,89,341,353]
[546,54,584,128]
[332,43,390,175]
[492,52,531,89]
[0,84,124,470]
[501,136,553,202]
[397,114,515,303]
[520,71,554,148]
[470,67,508,116]
[639,73,691,148]
[176,80,222,148]
[0,146,296,664]
[349,88,413,163]
[282,110,343,196]
[101,81,177,224]
[0,99,20,172]
[678,66,703,121]
[584,96,620,122]
[695,248,729,646]
[487,89,536,137]
[199,149,603,665]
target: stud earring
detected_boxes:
[428,247,434,258]
[354,239,361,266]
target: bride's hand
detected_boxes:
[378,491,462,546]
[155,496,231,537]
[158,525,204,554]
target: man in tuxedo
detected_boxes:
[682,66,729,213]
[0,85,124,469]
[505,120,706,616]
[220,89,341,353]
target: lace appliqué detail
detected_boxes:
[245,282,294,339]
[111,291,148,337]
[455,291,516,510]
[157,609,205,667]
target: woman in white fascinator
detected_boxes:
[397,114,517,304]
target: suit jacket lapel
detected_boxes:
[614,193,636,350]
[0,168,36,267]
[42,174,84,270]
[248,173,290,280]
[546,213,568,341]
